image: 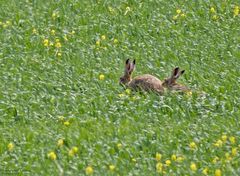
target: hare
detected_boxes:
[162,67,189,92]
[119,59,164,94]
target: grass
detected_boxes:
[0,0,240,175]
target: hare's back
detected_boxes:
[129,74,163,92]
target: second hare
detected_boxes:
[162,67,189,92]
[119,59,164,94]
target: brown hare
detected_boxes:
[119,59,164,94]
[162,67,189,92]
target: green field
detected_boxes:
[0,0,240,175]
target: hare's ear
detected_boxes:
[125,58,130,65]
[175,69,185,79]
[172,67,180,78]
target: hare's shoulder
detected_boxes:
[133,74,161,82]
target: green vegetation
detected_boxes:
[0,0,239,175]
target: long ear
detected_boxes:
[128,60,135,74]
[125,59,131,71]
[172,67,180,78]
[175,69,185,79]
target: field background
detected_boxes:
[0,0,240,175]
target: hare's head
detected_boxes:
[162,67,187,91]
[119,59,135,85]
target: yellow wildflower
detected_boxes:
[48,151,57,160]
[176,156,184,162]
[171,154,177,161]
[64,121,70,126]
[8,142,14,151]
[101,35,106,40]
[221,135,227,142]
[165,160,171,166]
[118,93,125,98]
[85,166,93,175]
[190,163,197,171]
[212,15,218,20]
[214,140,223,147]
[210,7,216,13]
[155,152,162,161]
[43,39,49,47]
[72,146,78,153]
[95,40,100,46]
[32,28,37,34]
[117,143,122,149]
[156,162,163,173]
[109,165,115,171]
[132,158,136,162]
[51,29,55,35]
[229,136,236,144]
[57,139,64,147]
[215,169,221,176]
[233,5,239,17]
[189,142,197,150]
[212,156,219,164]
[113,38,118,44]
[181,13,186,18]
[125,89,131,95]
[99,74,105,80]
[176,9,181,14]
[231,147,238,156]
[55,41,62,48]
[57,52,62,57]
[202,167,208,175]
[173,15,178,20]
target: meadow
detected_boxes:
[0,0,240,175]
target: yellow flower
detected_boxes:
[72,146,78,153]
[85,166,93,175]
[229,136,236,144]
[109,165,115,171]
[57,52,62,57]
[190,163,197,171]
[171,154,177,161]
[43,39,49,47]
[113,38,118,44]
[156,162,163,173]
[186,91,192,96]
[58,116,65,121]
[231,147,238,156]
[55,41,62,48]
[52,12,58,19]
[212,156,219,164]
[189,142,197,150]
[210,7,216,13]
[125,89,131,95]
[64,121,70,126]
[215,169,221,176]
[99,74,105,80]
[48,151,57,160]
[32,28,37,34]
[118,93,125,98]
[181,13,186,18]
[221,135,227,142]
[202,167,208,175]
[132,158,136,162]
[117,143,122,149]
[51,29,56,35]
[155,152,162,161]
[212,15,218,20]
[165,160,171,166]
[101,35,106,40]
[214,140,223,147]
[8,142,14,151]
[176,9,181,14]
[233,5,239,17]
[173,15,178,20]
[57,139,64,147]
[96,40,100,46]
[176,156,184,162]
